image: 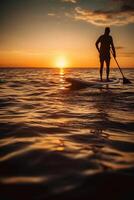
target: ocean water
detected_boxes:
[0,68,134,199]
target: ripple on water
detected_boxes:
[0,68,134,199]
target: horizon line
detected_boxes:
[0,66,134,69]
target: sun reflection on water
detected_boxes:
[59,68,66,90]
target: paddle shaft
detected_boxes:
[110,49,131,84]
[111,50,125,78]
[113,57,125,78]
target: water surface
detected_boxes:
[0,68,134,199]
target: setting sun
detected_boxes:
[55,56,68,68]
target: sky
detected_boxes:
[0,0,134,68]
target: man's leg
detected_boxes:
[106,58,110,81]
[100,60,104,81]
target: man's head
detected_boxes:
[104,27,110,35]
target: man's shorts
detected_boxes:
[100,53,110,63]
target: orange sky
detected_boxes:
[0,0,134,68]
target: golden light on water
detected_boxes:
[59,67,65,90]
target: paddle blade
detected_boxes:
[123,77,131,84]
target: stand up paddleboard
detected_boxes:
[66,78,120,89]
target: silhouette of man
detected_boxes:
[95,27,116,81]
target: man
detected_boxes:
[95,27,116,81]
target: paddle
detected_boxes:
[111,50,131,84]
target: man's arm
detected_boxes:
[95,36,101,53]
[111,37,116,58]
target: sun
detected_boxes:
[55,56,68,68]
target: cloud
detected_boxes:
[111,0,134,12]
[62,0,78,3]
[121,5,134,12]
[115,46,124,50]
[74,6,134,26]
[119,51,134,57]
[48,13,56,17]
[113,46,134,58]
[113,45,134,58]
[111,0,134,3]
